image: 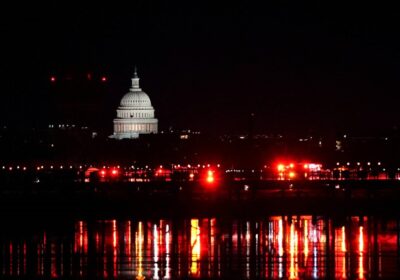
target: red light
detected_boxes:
[111,169,118,176]
[206,170,215,183]
[100,170,106,177]
[50,76,56,82]
[277,164,285,172]
[101,76,107,82]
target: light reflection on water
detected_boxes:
[1,216,400,279]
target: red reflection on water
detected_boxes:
[304,219,309,261]
[112,220,118,278]
[74,221,88,277]
[289,222,298,279]
[9,242,13,275]
[125,221,132,272]
[23,241,26,275]
[51,242,57,278]
[359,226,365,279]
[153,224,160,279]
[75,221,88,254]
[165,222,172,279]
[335,225,347,279]
[3,216,400,279]
[210,218,216,278]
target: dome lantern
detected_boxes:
[131,66,140,90]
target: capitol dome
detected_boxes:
[119,92,152,108]
[111,69,158,139]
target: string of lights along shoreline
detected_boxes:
[111,68,158,139]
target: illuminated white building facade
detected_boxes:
[111,70,158,139]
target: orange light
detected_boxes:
[288,172,295,178]
[277,164,285,172]
[289,163,294,168]
[304,164,309,169]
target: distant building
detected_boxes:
[111,69,158,139]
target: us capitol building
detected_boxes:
[111,69,158,139]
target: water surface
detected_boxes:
[1,215,399,279]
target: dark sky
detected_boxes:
[1,2,400,136]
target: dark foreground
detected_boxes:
[1,180,400,218]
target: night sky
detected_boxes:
[1,2,399,136]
